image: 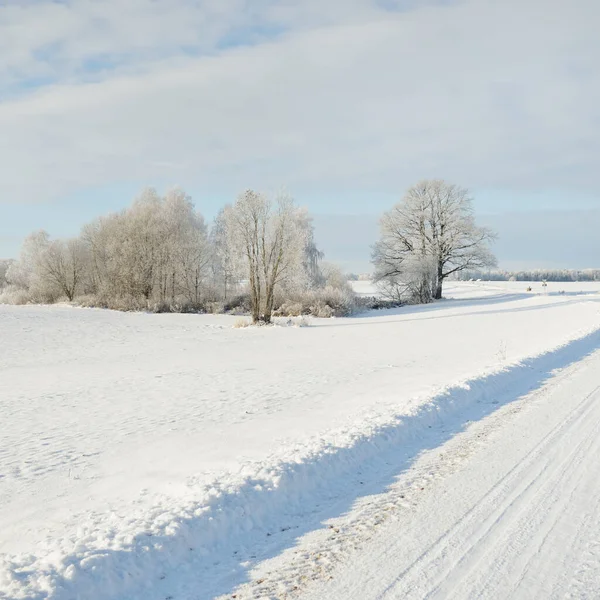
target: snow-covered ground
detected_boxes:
[300,338,600,600]
[1,282,600,599]
[350,278,600,299]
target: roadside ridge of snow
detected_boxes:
[2,325,600,600]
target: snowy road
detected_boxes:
[297,342,600,599]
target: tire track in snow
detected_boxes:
[423,386,600,599]
[374,384,600,599]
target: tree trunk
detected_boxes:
[249,270,261,323]
[435,262,444,300]
[263,283,275,324]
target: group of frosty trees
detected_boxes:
[2,179,497,319]
[2,188,351,323]
[372,179,497,303]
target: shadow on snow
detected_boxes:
[34,328,600,600]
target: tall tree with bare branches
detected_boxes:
[373,180,497,302]
[225,190,308,323]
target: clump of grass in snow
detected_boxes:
[233,317,251,329]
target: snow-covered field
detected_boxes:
[1,282,600,599]
[350,278,600,298]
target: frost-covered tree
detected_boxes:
[209,207,237,301]
[43,238,88,301]
[320,261,349,290]
[3,186,344,315]
[0,259,13,289]
[81,188,210,308]
[156,188,210,306]
[8,231,88,301]
[122,189,164,300]
[81,212,124,299]
[303,236,325,288]
[224,190,309,323]
[6,231,48,293]
[373,180,496,301]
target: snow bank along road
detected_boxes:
[0,282,599,598]
[300,326,600,600]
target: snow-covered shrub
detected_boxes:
[320,262,348,290]
[205,301,225,314]
[274,284,357,318]
[0,284,31,305]
[273,315,311,327]
[311,301,334,318]
[354,296,404,311]
[223,293,251,315]
[93,294,148,312]
[233,317,250,328]
[73,294,103,308]
[149,301,175,313]
[314,284,356,315]
[274,302,304,317]
[271,257,357,318]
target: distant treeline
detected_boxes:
[456,269,600,282]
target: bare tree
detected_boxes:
[81,213,123,299]
[175,219,211,306]
[373,179,496,301]
[158,188,209,306]
[81,188,211,308]
[303,229,325,288]
[9,231,88,301]
[5,186,328,315]
[210,207,237,301]
[124,189,163,300]
[0,259,13,289]
[225,190,308,323]
[43,238,88,301]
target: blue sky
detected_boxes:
[1,0,599,268]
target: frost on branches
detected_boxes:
[373,179,497,303]
[1,186,356,319]
[223,190,311,324]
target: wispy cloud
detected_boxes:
[0,0,384,92]
[1,0,599,205]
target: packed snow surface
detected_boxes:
[300,333,600,600]
[1,282,600,599]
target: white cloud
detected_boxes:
[0,0,381,87]
[1,0,599,205]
